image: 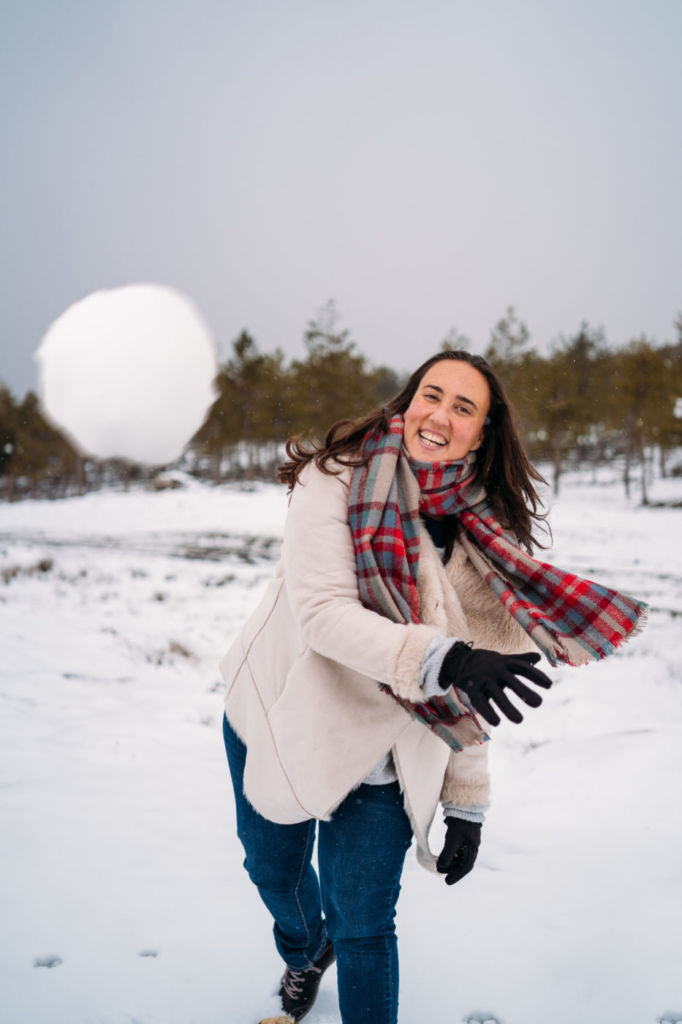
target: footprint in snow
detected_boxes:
[138,949,159,958]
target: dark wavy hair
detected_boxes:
[277,350,548,551]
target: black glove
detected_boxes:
[436,817,482,885]
[439,642,553,726]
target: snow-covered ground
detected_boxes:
[1,468,681,1024]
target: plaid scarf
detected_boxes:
[348,414,648,751]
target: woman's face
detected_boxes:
[403,359,491,463]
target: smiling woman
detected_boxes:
[403,359,490,462]
[219,348,647,1024]
[279,349,545,550]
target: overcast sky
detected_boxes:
[2,0,681,396]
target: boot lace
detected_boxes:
[280,961,320,999]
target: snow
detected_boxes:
[1,470,681,1024]
[35,284,217,464]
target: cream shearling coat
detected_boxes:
[220,462,535,871]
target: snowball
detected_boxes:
[35,284,218,465]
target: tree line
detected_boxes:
[2,302,682,503]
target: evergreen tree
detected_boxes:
[0,384,18,497]
[531,326,605,493]
[369,364,406,406]
[485,306,531,371]
[483,306,544,451]
[289,301,380,437]
[192,331,294,480]
[604,337,676,502]
[191,361,240,481]
[9,392,80,497]
[657,316,682,473]
[441,327,471,352]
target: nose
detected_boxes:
[428,404,449,427]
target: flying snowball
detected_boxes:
[35,283,218,465]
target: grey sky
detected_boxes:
[2,0,681,396]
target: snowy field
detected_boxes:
[1,468,681,1024]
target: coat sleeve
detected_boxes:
[282,463,440,703]
[440,743,490,808]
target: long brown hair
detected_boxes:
[277,350,548,551]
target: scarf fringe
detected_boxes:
[460,533,649,669]
[537,604,650,668]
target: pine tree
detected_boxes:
[289,301,381,438]
[9,392,80,498]
[604,338,676,502]
[0,384,19,498]
[531,326,605,493]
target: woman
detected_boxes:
[220,350,646,1024]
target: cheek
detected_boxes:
[403,401,421,430]
[467,421,485,448]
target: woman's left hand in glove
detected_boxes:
[436,817,482,886]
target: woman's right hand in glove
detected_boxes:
[439,641,553,726]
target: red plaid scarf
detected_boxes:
[348,414,648,751]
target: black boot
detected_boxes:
[278,938,335,1022]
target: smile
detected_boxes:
[418,429,447,447]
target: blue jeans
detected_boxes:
[223,714,413,1024]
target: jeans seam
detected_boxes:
[291,818,318,968]
[224,715,324,971]
[385,881,399,1021]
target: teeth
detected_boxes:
[419,430,447,446]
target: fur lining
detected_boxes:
[390,623,440,702]
[445,544,537,655]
